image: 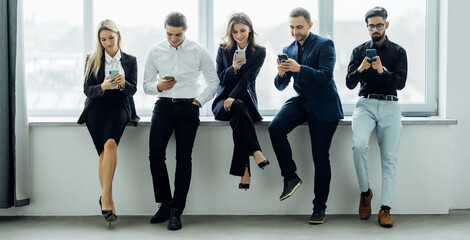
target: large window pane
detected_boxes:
[24,0,83,111]
[94,0,199,110]
[333,0,426,103]
[213,0,318,112]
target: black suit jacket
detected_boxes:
[77,51,140,126]
[212,45,266,122]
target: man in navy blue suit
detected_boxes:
[268,7,343,224]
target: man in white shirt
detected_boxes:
[143,12,219,231]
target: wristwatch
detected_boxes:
[192,100,201,108]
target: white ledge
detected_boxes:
[28,116,458,127]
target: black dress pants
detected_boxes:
[268,97,339,211]
[148,99,200,211]
[216,99,261,176]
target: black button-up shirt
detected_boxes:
[346,36,407,97]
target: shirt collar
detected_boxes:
[105,49,121,63]
[367,35,390,49]
[237,43,249,51]
[168,38,188,50]
[297,32,314,49]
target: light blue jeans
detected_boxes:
[352,97,402,207]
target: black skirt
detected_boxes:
[85,90,129,155]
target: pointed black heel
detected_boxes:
[239,183,250,191]
[99,196,117,226]
[102,209,117,224]
[257,159,270,169]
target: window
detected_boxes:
[23,0,438,117]
[23,0,83,115]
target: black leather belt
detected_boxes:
[364,94,398,101]
[158,97,194,102]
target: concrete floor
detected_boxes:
[1,210,469,240]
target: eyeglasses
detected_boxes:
[367,23,385,31]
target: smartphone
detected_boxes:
[109,70,119,79]
[277,54,288,63]
[235,50,245,60]
[165,76,175,82]
[366,49,377,63]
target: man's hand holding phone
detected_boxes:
[358,49,383,74]
[370,55,384,74]
[157,76,177,92]
[277,54,300,77]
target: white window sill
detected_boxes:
[28,116,458,127]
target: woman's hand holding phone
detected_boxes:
[101,71,125,91]
[232,51,246,72]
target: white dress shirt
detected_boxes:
[104,50,125,90]
[143,38,219,106]
[237,43,248,51]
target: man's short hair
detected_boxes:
[365,6,388,23]
[165,11,187,30]
[289,7,311,23]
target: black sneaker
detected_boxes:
[309,209,326,224]
[167,208,182,231]
[150,202,171,224]
[279,177,302,201]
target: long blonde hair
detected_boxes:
[221,12,258,52]
[84,19,121,81]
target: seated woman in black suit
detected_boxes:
[78,19,139,224]
[212,12,268,190]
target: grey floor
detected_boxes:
[1,210,470,240]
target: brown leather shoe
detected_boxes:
[359,189,372,220]
[378,209,394,227]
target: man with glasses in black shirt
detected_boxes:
[346,6,407,228]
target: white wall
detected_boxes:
[1,0,469,216]
[0,123,453,216]
[444,0,470,209]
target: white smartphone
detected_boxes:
[235,50,245,60]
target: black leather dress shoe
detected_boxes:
[150,202,171,224]
[279,177,302,201]
[167,208,182,230]
[309,209,326,224]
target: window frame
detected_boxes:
[26,0,439,117]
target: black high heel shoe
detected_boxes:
[239,183,250,191]
[257,159,270,169]
[99,196,117,226]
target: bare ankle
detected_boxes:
[253,151,266,164]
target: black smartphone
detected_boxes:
[366,49,377,63]
[165,76,175,82]
[277,54,288,63]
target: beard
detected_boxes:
[293,32,308,43]
[371,32,385,42]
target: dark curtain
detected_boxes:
[1,0,29,208]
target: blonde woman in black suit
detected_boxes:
[78,19,139,225]
[212,13,268,190]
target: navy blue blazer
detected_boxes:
[78,51,140,126]
[275,33,343,122]
[212,45,266,122]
